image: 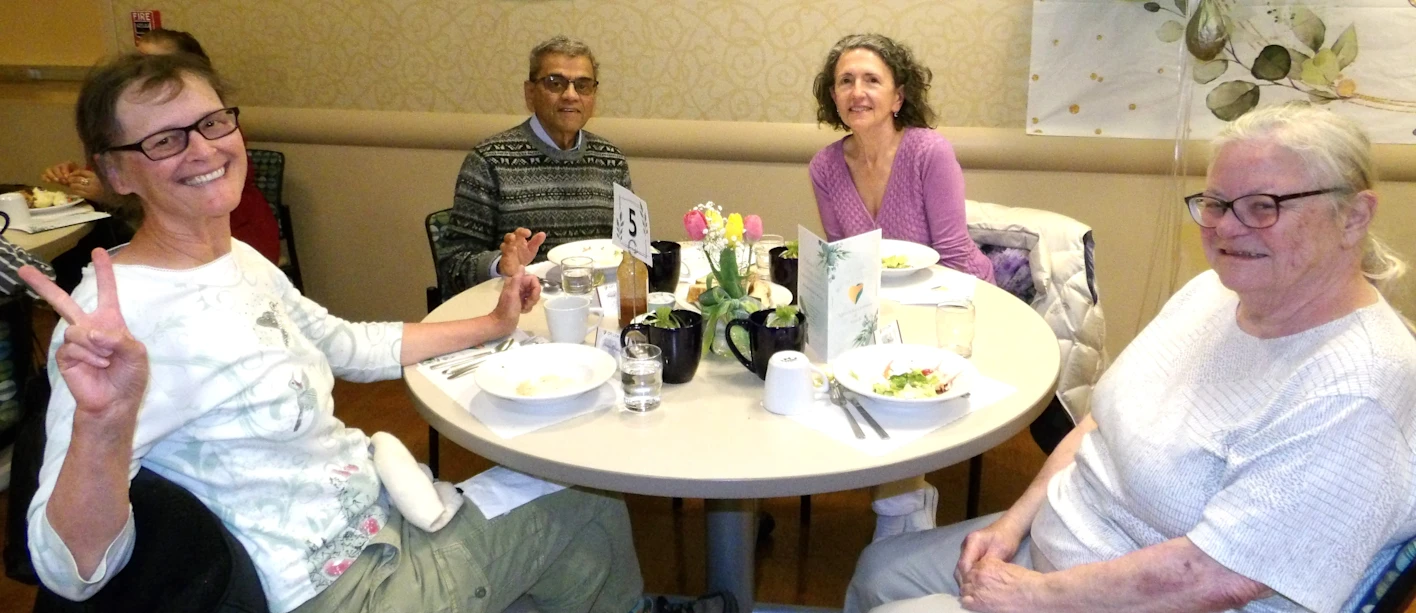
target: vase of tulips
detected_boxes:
[684,202,765,357]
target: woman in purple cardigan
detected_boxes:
[808,34,994,543]
[809,34,994,285]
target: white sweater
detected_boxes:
[1034,271,1416,612]
[28,240,404,613]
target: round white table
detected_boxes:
[405,269,1060,610]
[3,222,94,261]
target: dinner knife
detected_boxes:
[844,392,890,440]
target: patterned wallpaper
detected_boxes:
[107,0,1032,128]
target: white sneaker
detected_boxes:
[871,484,938,542]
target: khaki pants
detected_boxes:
[294,487,643,613]
[844,513,1036,613]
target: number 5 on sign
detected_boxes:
[612,183,652,265]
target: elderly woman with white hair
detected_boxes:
[846,102,1416,613]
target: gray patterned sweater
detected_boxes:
[438,120,631,296]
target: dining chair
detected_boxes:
[248,149,304,292]
[423,208,455,477]
[5,376,270,613]
[1354,537,1416,613]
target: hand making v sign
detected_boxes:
[20,248,149,420]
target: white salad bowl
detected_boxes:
[830,344,974,412]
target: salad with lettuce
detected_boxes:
[866,360,958,398]
[882,255,911,269]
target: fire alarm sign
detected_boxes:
[131,11,162,46]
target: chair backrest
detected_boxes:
[425,208,454,308]
[247,149,303,292]
[1354,538,1416,613]
[964,200,1107,423]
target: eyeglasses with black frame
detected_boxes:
[534,74,598,95]
[103,107,241,161]
[1183,187,1345,229]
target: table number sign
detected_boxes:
[797,226,881,361]
[875,320,903,345]
[612,184,651,265]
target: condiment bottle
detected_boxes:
[617,250,649,326]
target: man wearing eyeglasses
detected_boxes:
[437,36,632,296]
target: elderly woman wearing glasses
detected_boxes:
[19,52,664,613]
[436,35,632,296]
[847,102,1416,613]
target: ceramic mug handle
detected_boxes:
[724,317,754,372]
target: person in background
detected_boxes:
[436,35,631,297]
[807,33,996,544]
[808,33,994,285]
[40,28,281,271]
[847,102,1416,613]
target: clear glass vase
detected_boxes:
[709,298,761,357]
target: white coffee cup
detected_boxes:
[0,193,29,232]
[544,295,604,344]
[762,350,828,416]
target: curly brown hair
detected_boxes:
[812,33,936,132]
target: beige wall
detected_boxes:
[0,0,108,66]
[101,0,1032,126]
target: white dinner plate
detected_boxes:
[19,193,85,216]
[830,344,974,411]
[547,239,622,270]
[879,239,940,278]
[474,343,617,407]
[673,281,793,313]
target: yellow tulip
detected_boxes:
[726,213,744,244]
[703,208,723,228]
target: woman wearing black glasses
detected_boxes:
[15,52,679,613]
[39,28,281,283]
[847,103,1416,613]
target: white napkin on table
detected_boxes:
[879,266,978,305]
[465,383,620,439]
[783,375,1016,456]
[12,206,111,234]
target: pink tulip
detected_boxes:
[744,215,763,242]
[684,210,708,240]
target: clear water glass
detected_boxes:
[935,299,976,358]
[620,342,663,412]
[561,256,596,295]
[754,233,785,280]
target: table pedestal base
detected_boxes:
[705,499,758,611]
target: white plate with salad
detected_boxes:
[879,239,940,279]
[830,343,973,410]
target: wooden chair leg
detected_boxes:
[428,426,440,479]
[966,455,983,519]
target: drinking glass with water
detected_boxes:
[620,342,663,412]
[561,256,596,295]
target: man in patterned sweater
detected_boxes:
[438,36,632,297]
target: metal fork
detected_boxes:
[445,339,520,379]
[828,379,866,439]
[843,390,890,439]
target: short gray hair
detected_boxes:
[1211,102,1407,295]
[528,36,598,80]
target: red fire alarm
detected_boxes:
[131,10,163,46]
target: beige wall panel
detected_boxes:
[0,0,107,66]
[0,100,84,184]
[104,0,1032,126]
